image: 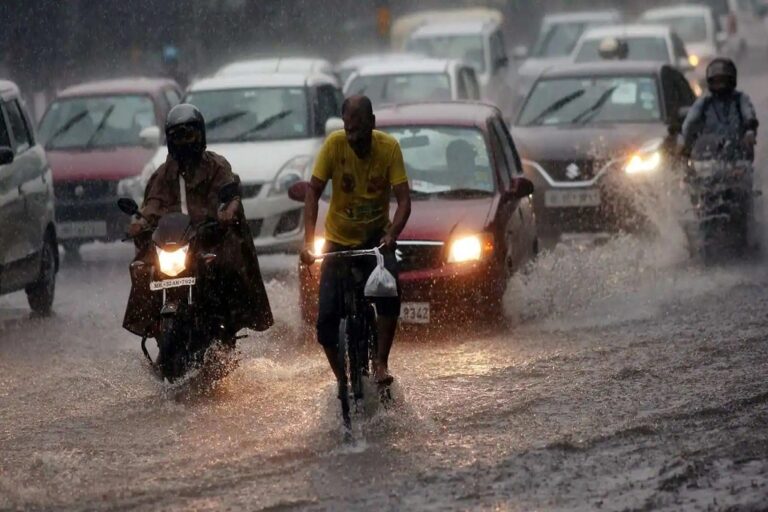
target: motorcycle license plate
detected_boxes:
[545,189,601,208]
[400,302,430,324]
[150,277,196,291]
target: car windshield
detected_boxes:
[38,95,156,150]
[185,87,309,142]
[382,126,495,196]
[518,75,662,126]
[406,35,485,72]
[346,73,452,106]
[646,16,708,43]
[532,22,591,57]
[575,36,670,63]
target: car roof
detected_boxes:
[216,57,334,77]
[57,77,178,98]
[539,61,666,79]
[189,72,335,91]
[642,5,713,18]
[374,101,499,128]
[409,20,497,37]
[355,58,460,76]
[543,10,621,24]
[581,23,673,40]
[0,79,20,99]
[337,52,424,70]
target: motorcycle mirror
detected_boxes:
[288,180,309,202]
[117,197,140,216]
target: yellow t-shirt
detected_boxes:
[313,129,408,247]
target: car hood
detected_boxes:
[518,57,572,78]
[48,146,154,182]
[144,138,321,185]
[511,123,667,162]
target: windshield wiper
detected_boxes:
[434,188,494,198]
[84,104,115,149]
[45,110,89,149]
[570,86,618,125]
[232,110,293,141]
[527,89,585,126]
[206,110,249,131]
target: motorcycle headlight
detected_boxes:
[447,234,493,263]
[117,176,144,202]
[625,150,662,175]
[156,244,188,277]
[270,155,312,196]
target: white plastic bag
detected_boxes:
[364,248,398,298]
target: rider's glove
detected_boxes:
[127,218,148,238]
[217,198,240,224]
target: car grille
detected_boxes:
[54,180,117,201]
[396,242,444,272]
[536,159,600,182]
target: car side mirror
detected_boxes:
[508,177,534,199]
[325,117,344,136]
[512,45,529,60]
[495,55,510,70]
[139,125,161,149]
[0,146,14,166]
[117,197,140,216]
[288,180,309,202]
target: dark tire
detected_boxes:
[158,318,187,382]
[26,236,57,316]
[337,319,351,430]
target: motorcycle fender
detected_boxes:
[161,301,181,317]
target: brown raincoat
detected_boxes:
[122,151,273,336]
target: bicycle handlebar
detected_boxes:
[312,244,384,259]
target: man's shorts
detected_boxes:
[316,238,400,348]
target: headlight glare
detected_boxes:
[156,245,188,277]
[313,237,326,256]
[447,234,492,263]
[625,151,662,175]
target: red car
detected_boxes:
[37,78,182,257]
[298,102,537,327]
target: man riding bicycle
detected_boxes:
[300,95,412,387]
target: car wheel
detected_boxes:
[26,236,57,316]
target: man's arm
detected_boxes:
[300,176,327,263]
[381,182,411,249]
[681,97,706,155]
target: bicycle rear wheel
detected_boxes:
[337,319,352,430]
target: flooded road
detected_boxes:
[3,69,768,512]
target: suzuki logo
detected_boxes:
[395,249,403,262]
[74,185,85,198]
[566,163,581,180]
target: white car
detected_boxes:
[336,52,423,86]
[642,5,722,85]
[695,0,768,55]
[141,72,343,253]
[403,20,513,116]
[513,10,622,101]
[343,58,481,106]
[216,58,337,83]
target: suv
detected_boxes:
[404,20,513,117]
[0,80,58,314]
[37,78,182,257]
[141,71,343,253]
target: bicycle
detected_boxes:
[316,247,389,432]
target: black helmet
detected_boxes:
[706,58,737,92]
[165,103,206,164]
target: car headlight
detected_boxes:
[447,234,493,263]
[689,54,700,68]
[117,176,144,202]
[270,155,312,196]
[625,150,662,175]
[156,245,188,277]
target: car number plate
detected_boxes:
[400,302,430,324]
[545,189,601,208]
[58,221,107,239]
[150,277,196,291]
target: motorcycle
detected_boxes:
[117,186,239,382]
[685,134,756,264]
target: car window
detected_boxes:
[5,100,32,153]
[576,36,671,63]
[315,85,341,134]
[492,117,522,177]
[406,35,486,73]
[671,34,689,59]
[185,87,309,142]
[532,22,589,57]
[645,15,709,43]
[346,73,452,106]
[0,109,11,148]
[383,125,495,195]
[39,94,157,149]
[489,119,512,189]
[164,89,181,108]
[518,75,662,126]
[490,30,507,70]
[668,68,697,111]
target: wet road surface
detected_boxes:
[3,65,768,511]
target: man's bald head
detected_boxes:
[342,95,375,159]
